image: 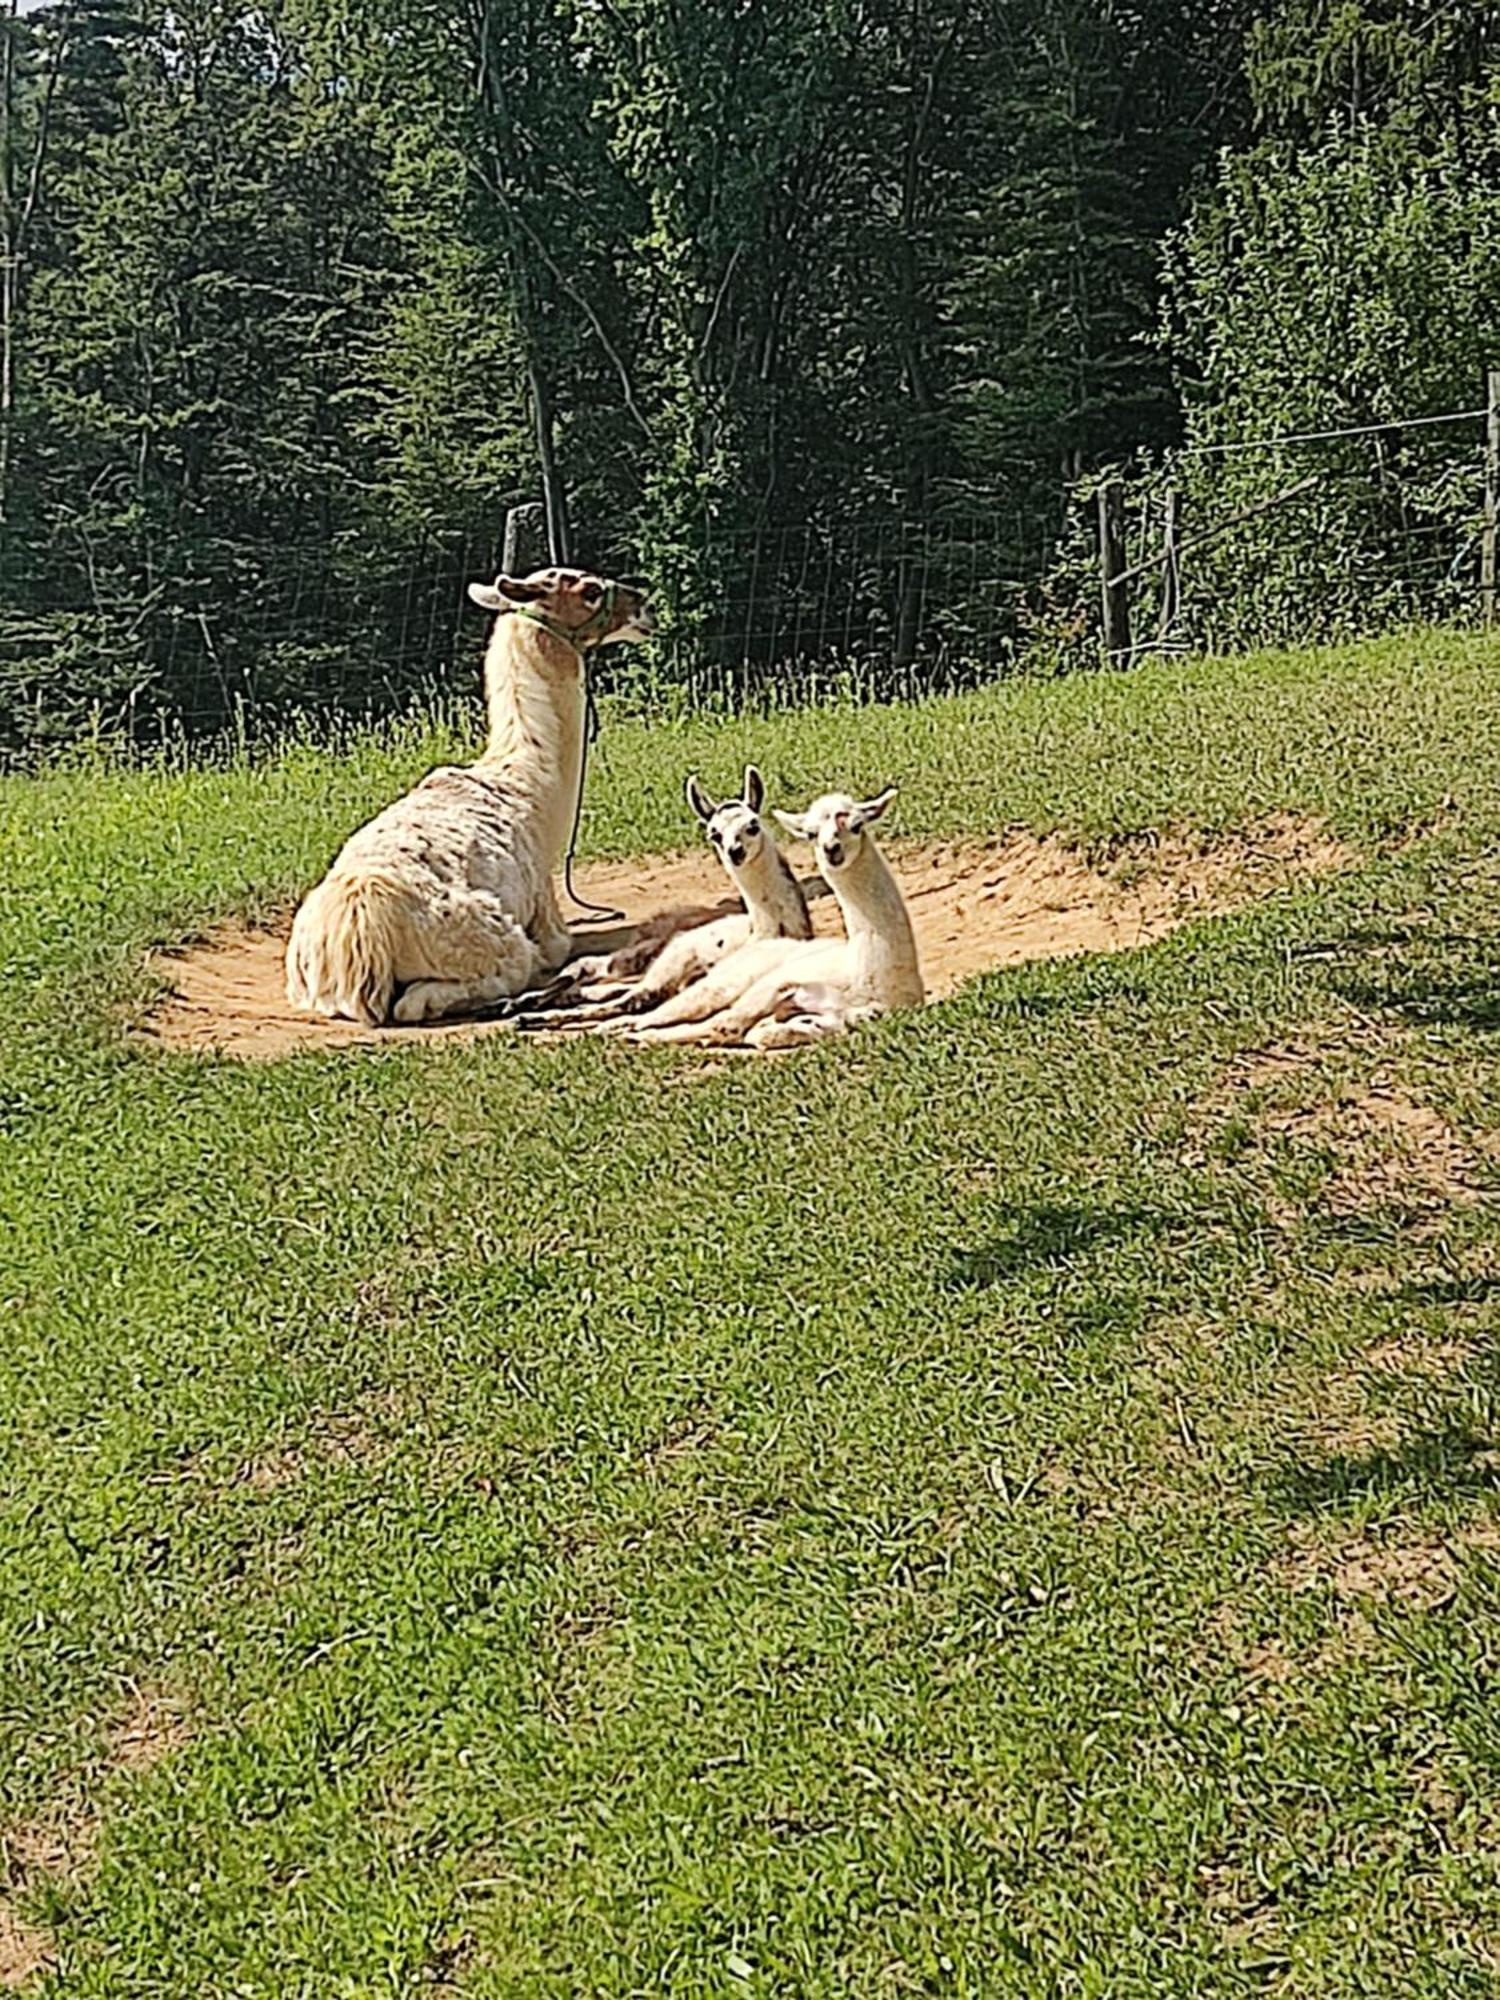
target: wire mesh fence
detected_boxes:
[0,384,1493,768]
[1099,396,1495,660]
[0,512,1053,764]
[610,514,1048,710]
[0,534,493,763]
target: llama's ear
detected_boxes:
[684,774,716,825]
[774,809,813,839]
[742,765,765,814]
[468,574,544,611]
[849,786,898,829]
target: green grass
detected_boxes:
[4,626,1500,1995]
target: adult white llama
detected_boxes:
[608,787,923,1049]
[513,765,813,1027]
[285,567,653,1025]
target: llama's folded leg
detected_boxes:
[623,1015,727,1046]
[512,987,640,1032]
[392,899,540,1022]
[744,1010,849,1050]
[596,979,731,1037]
[627,972,784,1047]
[394,974,524,1024]
[707,968,821,1044]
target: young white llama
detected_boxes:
[285,567,653,1025]
[608,787,923,1049]
[513,765,812,1028]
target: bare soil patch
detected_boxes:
[234,1398,401,1494]
[0,1907,51,1991]
[134,813,1348,1060]
[0,1688,188,1989]
[1279,1520,1500,1609]
[1198,1029,1499,1222]
[1270,1084,1491,1214]
[1363,1335,1477,1378]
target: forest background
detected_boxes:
[1,0,1494,750]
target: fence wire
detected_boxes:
[1110,408,1491,659]
[623,515,1047,710]
[0,393,1491,765]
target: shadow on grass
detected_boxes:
[1268,1423,1500,1513]
[948,1201,1173,1288]
[1333,970,1500,1034]
[1310,916,1500,1032]
[1389,1274,1500,1308]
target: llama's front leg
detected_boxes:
[530,880,574,973]
[628,970,788,1048]
[626,1014,731,1046]
[512,986,642,1032]
[597,978,733,1037]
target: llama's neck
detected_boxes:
[470,619,585,864]
[825,840,922,1000]
[734,840,814,940]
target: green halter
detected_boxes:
[506,581,620,653]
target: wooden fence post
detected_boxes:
[1483,367,1499,629]
[1097,479,1131,659]
[503,500,548,578]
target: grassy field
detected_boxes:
[4,626,1500,1995]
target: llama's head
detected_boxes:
[685,764,770,871]
[775,788,897,876]
[467,568,655,648]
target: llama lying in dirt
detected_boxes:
[513,765,813,1028]
[285,567,653,1025]
[604,787,923,1049]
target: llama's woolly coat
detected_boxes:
[609,790,921,1048]
[286,572,648,1025]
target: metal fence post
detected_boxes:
[1483,368,1499,628]
[1098,479,1131,660]
[1156,486,1181,643]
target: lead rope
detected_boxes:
[505,594,625,924]
[560,669,623,924]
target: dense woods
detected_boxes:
[0,0,1495,751]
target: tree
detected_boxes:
[1156,0,1500,646]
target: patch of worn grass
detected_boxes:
[2,629,1500,1993]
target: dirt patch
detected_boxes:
[1270,1084,1491,1213]
[1205,1596,1378,1693]
[0,1688,188,1988]
[1363,1336,1477,1378]
[1279,1520,1500,1609]
[0,1906,52,1991]
[133,814,1348,1061]
[235,1407,393,1493]
[1199,1031,1498,1221]
[103,1689,188,1777]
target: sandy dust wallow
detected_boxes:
[285,567,653,1025]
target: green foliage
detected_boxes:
[0,0,1260,752]
[3,0,1497,746]
[1145,2,1500,651]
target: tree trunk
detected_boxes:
[529,354,570,566]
